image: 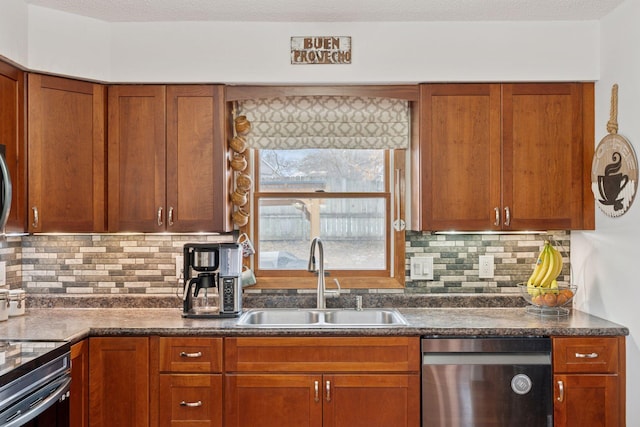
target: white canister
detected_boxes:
[8,289,25,317]
[0,290,9,321]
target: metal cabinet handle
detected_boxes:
[32,207,39,228]
[314,381,319,402]
[326,380,331,402]
[557,380,564,402]
[157,207,164,226]
[180,400,202,407]
[179,351,202,358]
[493,207,500,226]
[575,352,599,359]
[504,206,511,226]
[168,207,174,226]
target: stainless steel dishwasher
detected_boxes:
[421,337,552,427]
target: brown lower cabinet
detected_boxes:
[151,337,224,427]
[70,340,89,427]
[225,373,419,427]
[552,336,626,427]
[88,337,150,427]
[74,335,626,426]
[224,337,421,427]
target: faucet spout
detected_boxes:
[307,237,326,309]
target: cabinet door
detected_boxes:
[108,85,166,232]
[166,85,230,232]
[503,83,588,230]
[28,74,105,232]
[159,374,222,427]
[89,337,149,427]
[225,374,323,427]
[417,84,502,231]
[323,374,420,427]
[554,374,619,427]
[70,340,89,427]
[0,61,26,232]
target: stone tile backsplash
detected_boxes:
[0,231,570,295]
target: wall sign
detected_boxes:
[291,36,351,65]
[591,84,639,217]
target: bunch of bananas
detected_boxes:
[526,240,563,295]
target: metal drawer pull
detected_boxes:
[504,206,511,226]
[32,207,39,228]
[575,352,599,359]
[326,380,331,402]
[494,207,500,226]
[314,381,319,402]
[557,380,564,402]
[168,207,174,226]
[157,207,164,226]
[180,400,202,407]
[179,351,202,358]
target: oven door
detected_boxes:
[0,373,70,427]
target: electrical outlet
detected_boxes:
[479,255,494,279]
[176,256,184,279]
[0,262,5,286]
[410,256,434,280]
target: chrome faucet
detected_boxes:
[307,237,341,309]
[307,237,326,309]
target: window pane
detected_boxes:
[258,149,385,192]
[258,197,386,270]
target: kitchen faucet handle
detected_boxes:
[326,278,341,298]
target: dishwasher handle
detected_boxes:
[422,353,551,365]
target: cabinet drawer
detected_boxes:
[159,337,223,373]
[553,337,619,373]
[225,337,420,373]
[159,374,222,426]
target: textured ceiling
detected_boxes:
[25,0,625,22]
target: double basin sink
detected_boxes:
[236,308,408,328]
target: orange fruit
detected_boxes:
[543,293,557,307]
[560,289,574,299]
[556,294,568,306]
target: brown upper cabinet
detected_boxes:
[107,85,231,232]
[412,83,594,231]
[0,61,26,233]
[28,74,106,232]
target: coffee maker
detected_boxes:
[182,243,243,318]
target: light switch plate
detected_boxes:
[410,256,433,280]
[479,255,494,279]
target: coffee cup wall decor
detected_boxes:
[591,84,638,218]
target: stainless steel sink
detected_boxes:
[236,308,408,328]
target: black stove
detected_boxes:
[0,341,71,426]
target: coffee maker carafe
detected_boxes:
[182,243,243,318]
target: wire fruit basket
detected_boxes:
[518,283,578,317]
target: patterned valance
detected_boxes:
[236,96,409,150]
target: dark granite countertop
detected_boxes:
[0,307,628,343]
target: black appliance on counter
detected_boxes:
[421,336,553,427]
[0,340,71,426]
[182,243,243,318]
